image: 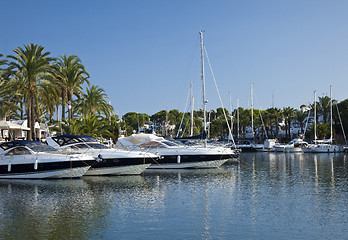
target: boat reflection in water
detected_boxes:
[1,153,347,239]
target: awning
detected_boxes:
[0,120,30,130]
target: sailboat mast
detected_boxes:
[251,83,254,139]
[230,92,233,139]
[330,85,333,143]
[314,90,317,144]
[237,98,240,139]
[200,30,207,145]
[190,83,194,137]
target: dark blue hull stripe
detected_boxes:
[0,157,156,175]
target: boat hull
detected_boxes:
[0,166,90,179]
[85,157,154,175]
[285,147,303,153]
[310,148,344,153]
[84,163,151,176]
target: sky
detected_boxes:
[2,0,348,116]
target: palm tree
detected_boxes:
[7,44,54,140]
[282,107,296,140]
[78,113,109,138]
[39,80,61,123]
[0,81,20,120]
[51,54,89,121]
[295,109,307,134]
[75,84,113,118]
[0,54,7,80]
[266,107,282,138]
[1,73,27,119]
[317,96,331,124]
[104,115,120,144]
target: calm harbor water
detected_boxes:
[0,153,348,240]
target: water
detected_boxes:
[0,153,348,240]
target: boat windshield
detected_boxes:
[139,141,165,149]
[162,141,178,147]
[30,144,58,152]
[51,135,99,146]
[69,143,109,149]
[0,140,56,152]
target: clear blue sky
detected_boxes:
[2,0,348,116]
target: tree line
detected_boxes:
[0,44,113,141]
[1,44,348,144]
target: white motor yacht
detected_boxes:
[46,135,157,175]
[256,139,277,152]
[116,133,237,169]
[284,138,308,153]
[0,140,91,179]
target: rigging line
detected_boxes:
[253,88,268,139]
[331,89,347,144]
[335,104,347,144]
[176,86,191,137]
[180,116,190,138]
[203,46,235,147]
[332,92,347,144]
[176,35,200,110]
[303,108,311,138]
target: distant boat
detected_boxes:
[308,87,344,153]
[284,138,307,153]
[256,139,277,152]
[0,140,91,179]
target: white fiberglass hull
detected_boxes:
[84,164,151,176]
[274,146,285,152]
[285,147,303,153]
[0,166,90,179]
[310,145,344,153]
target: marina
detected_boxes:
[2,1,348,239]
[0,152,347,239]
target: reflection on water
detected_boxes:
[0,154,347,239]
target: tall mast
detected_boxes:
[190,83,194,137]
[229,92,233,139]
[330,85,333,143]
[251,83,254,139]
[314,90,317,144]
[237,98,240,139]
[165,109,168,135]
[200,30,207,146]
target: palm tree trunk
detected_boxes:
[56,104,60,121]
[31,96,35,140]
[61,87,66,121]
[20,99,24,120]
[68,91,73,120]
[27,95,32,140]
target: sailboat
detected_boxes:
[309,86,343,153]
[115,31,238,168]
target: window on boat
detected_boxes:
[52,135,99,146]
[73,143,109,149]
[139,142,164,149]
[5,147,31,155]
[30,144,58,152]
[162,141,178,147]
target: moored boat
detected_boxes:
[46,135,156,175]
[0,140,91,179]
[116,133,236,169]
